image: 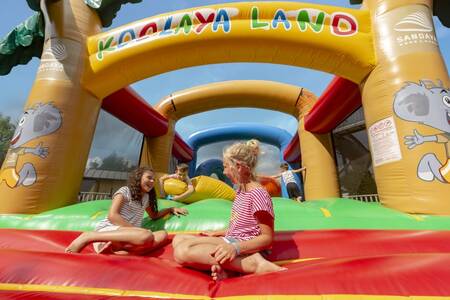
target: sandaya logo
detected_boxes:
[42,39,67,61]
[394,11,437,47]
[394,12,433,32]
[38,39,67,74]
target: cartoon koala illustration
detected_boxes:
[0,103,62,188]
[393,80,450,183]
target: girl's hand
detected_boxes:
[210,243,237,264]
[171,207,188,217]
[200,230,224,237]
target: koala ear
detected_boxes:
[393,83,430,122]
[32,105,62,135]
[33,111,55,132]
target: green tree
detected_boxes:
[0,114,16,165]
[100,152,135,171]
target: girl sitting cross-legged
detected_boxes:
[172,139,285,280]
[66,166,188,255]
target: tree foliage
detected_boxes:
[100,152,135,171]
[0,12,44,75]
[0,114,16,165]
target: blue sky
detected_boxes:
[1,1,449,172]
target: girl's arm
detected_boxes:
[200,229,227,237]
[107,194,135,227]
[146,206,188,220]
[234,211,274,254]
[158,174,171,198]
[172,184,194,201]
[292,167,306,173]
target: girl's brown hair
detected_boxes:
[128,166,158,213]
[176,163,189,172]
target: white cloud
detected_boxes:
[256,144,281,175]
[196,141,281,175]
[86,156,103,169]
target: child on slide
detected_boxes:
[172,140,285,280]
[159,163,195,201]
[271,162,306,202]
[66,166,188,255]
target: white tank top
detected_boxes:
[95,186,149,231]
[281,170,296,184]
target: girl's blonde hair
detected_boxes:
[223,139,260,173]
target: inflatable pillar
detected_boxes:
[299,120,340,199]
[141,119,175,174]
[0,1,102,213]
[140,119,176,196]
[362,0,450,214]
[296,89,339,200]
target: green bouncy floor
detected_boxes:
[0,198,449,232]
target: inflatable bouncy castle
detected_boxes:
[0,0,449,299]
[187,123,290,196]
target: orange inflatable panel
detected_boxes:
[257,176,281,197]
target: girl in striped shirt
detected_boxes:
[66,166,187,255]
[172,140,285,280]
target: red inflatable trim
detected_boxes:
[173,133,193,162]
[283,134,300,163]
[102,87,168,137]
[101,87,193,162]
[283,77,361,162]
[304,76,362,133]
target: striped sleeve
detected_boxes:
[113,186,131,201]
[251,188,274,218]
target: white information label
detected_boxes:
[368,116,402,167]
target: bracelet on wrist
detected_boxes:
[231,242,240,255]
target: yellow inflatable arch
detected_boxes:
[140,80,339,201]
[84,2,374,98]
[0,0,448,215]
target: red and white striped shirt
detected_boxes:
[225,188,274,241]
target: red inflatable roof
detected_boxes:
[102,87,193,161]
[304,76,362,133]
[102,87,168,137]
[284,77,362,163]
[173,133,193,162]
[283,134,300,163]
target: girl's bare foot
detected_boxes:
[255,261,287,274]
[211,264,229,281]
[112,250,130,255]
[65,232,91,253]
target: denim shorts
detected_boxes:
[222,237,271,258]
